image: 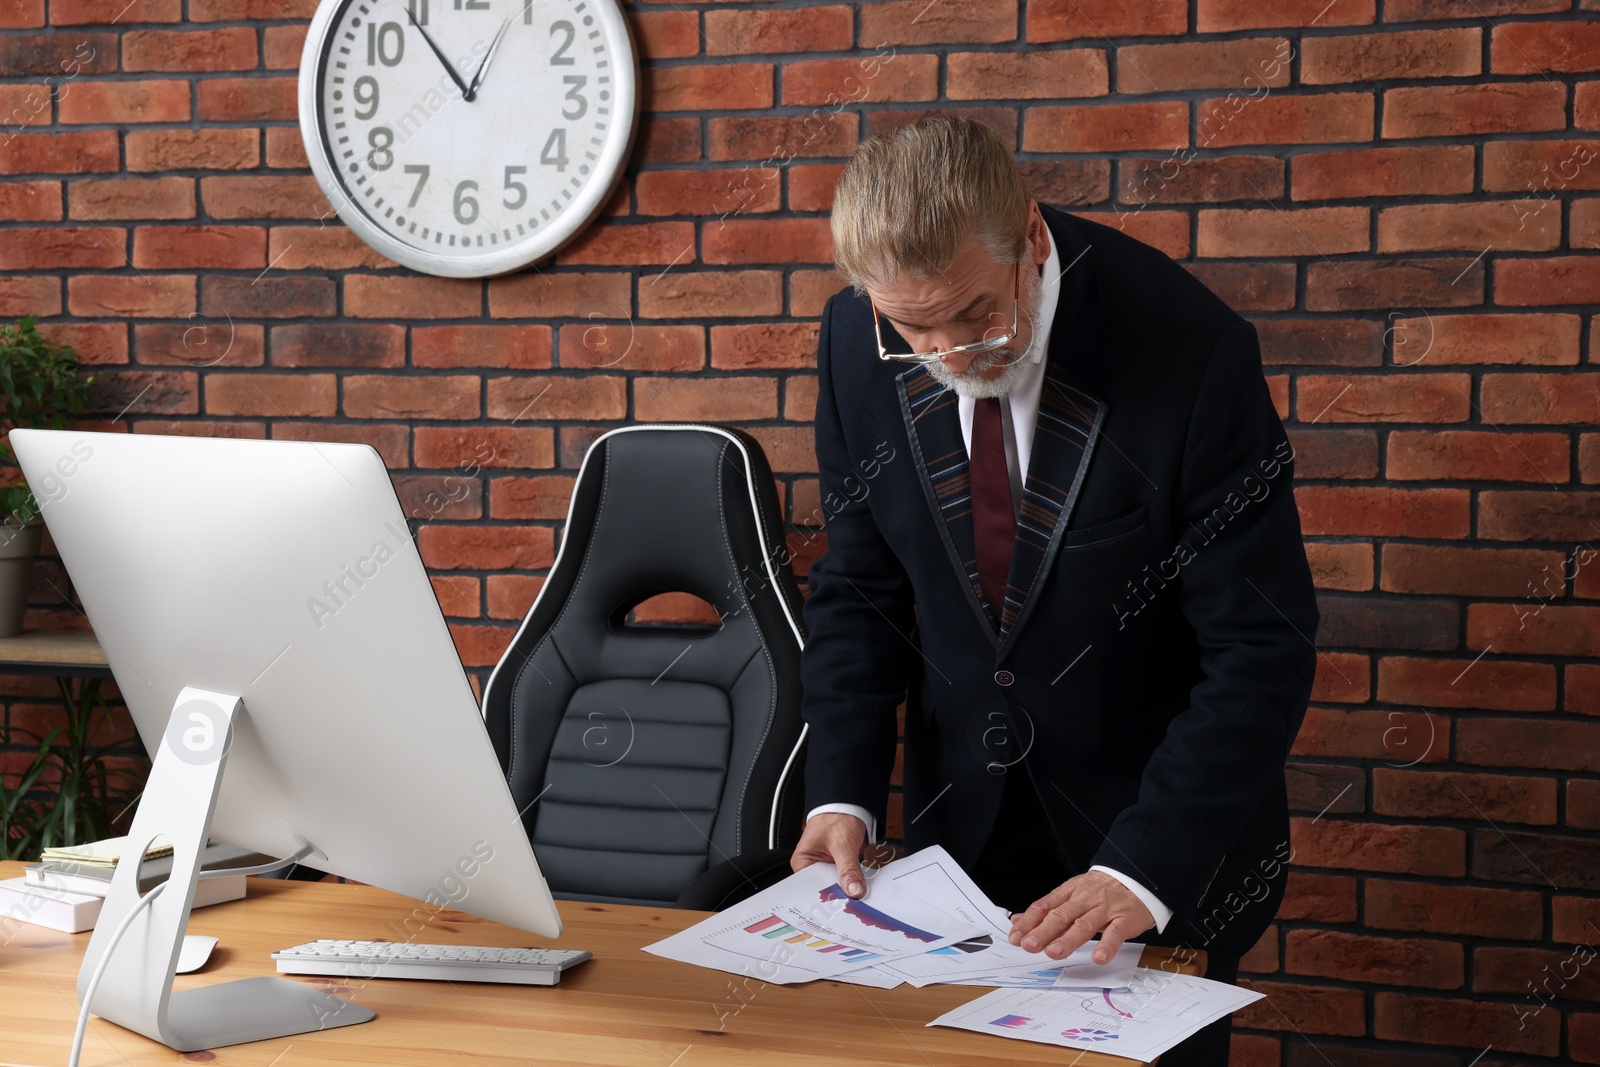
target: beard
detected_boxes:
[924,260,1047,400]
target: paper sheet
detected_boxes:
[927,969,1264,1060]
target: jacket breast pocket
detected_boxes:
[1058,505,1149,550]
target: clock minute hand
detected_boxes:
[404,8,472,100]
[464,17,511,102]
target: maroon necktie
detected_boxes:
[971,396,1015,621]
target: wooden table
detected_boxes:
[0,861,1202,1066]
[0,629,110,678]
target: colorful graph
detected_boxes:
[991,1014,1031,1029]
[1061,1028,1120,1042]
[742,914,883,962]
[817,883,942,942]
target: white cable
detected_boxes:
[67,845,315,1067]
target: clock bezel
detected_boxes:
[296,0,639,280]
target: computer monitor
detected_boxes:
[11,428,563,1051]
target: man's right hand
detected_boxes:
[791,812,868,898]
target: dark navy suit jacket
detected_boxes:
[800,203,1319,961]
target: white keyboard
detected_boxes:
[272,939,592,986]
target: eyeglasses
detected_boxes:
[872,261,1022,364]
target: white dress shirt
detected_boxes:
[808,225,1172,933]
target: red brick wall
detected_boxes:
[3,2,1599,1062]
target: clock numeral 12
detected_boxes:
[407,0,427,25]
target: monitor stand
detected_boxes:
[75,687,376,1051]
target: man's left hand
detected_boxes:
[1008,870,1155,963]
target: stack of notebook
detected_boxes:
[0,836,267,933]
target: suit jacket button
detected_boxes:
[994,669,1014,686]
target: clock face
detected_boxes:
[298,0,637,278]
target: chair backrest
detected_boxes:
[482,425,808,906]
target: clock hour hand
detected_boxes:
[464,17,511,102]
[404,7,472,100]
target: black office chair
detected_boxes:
[481,425,809,909]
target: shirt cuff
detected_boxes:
[1090,864,1172,934]
[805,803,878,845]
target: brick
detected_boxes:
[1366,880,1542,940]
[1498,255,1600,306]
[58,80,189,124]
[267,422,407,466]
[1474,945,1600,1001]
[418,526,554,571]
[787,164,846,212]
[1278,872,1357,924]
[0,83,52,128]
[553,221,695,267]
[343,375,479,420]
[557,323,703,372]
[68,177,193,221]
[426,574,481,616]
[262,25,302,68]
[0,130,118,174]
[949,49,1108,100]
[132,224,265,269]
[196,77,296,122]
[263,128,308,169]
[704,218,832,265]
[1287,761,1364,814]
[0,32,116,74]
[1238,927,1279,975]
[447,623,513,668]
[200,276,334,319]
[487,574,544,620]
[1119,155,1284,206]
[861,0,1016,46]
[1378,655,1555,711]
[90,370,197,415]
[1257,320,1382,368]
[266,227,393,271]
[396,474,481,522]
[1293,145,1474,201]
[1480,491,1600,541]
[1379,200,1559,253]
[639,270,782,319]
[1118,37,1291,94]
[488,477,575,521]
[1569,663,1600,715]
[1387,430,1568,482]
[1470,603,1600,658]
[0,276,62,317]
[745,426,817,474]
[1460,718,1600,774]
[1297,374,1470,424]
[201,176,330,220]
[1554,895,1600,943]
[205,373,336,418]
[1200,0,1373,31]
[637,168,778,218]
[1185,263,1295,311]
[1482,372,1600,423]
[344,276,480,320]
[68,274,193,318]
[1304,28,1480,84]
[487,271,630,320]
[710,323,820,370]
[1381,544,1567,597]
[413,427,554,470]
[1306,258,1483,311]
[1477,828,1600,890]
[708,113,858,162]
[0,0,42,27]
[1197,207,1367,258]
[1021,159,1110,207]
[785,375,818,422]
[1374,992,1557,1054]
[1024,102,1188,153]
[125,128,258,172]
[1311,652,1371,703]
[638,117,700,164]
[413,325,551,370]
[1305,542,1373,591]
[133,419,260,438]
[0,180,61,222]
[485,376,627,422]
[790,269,850,318]
[1387,0,1566,16]
[270,324,404,369]
[134,322,264,368]
[0,226,124,269]
[1483,139,1600,193]
[782,54,940,107]
[1027,0,1185,42]
[633,10,698,60]
[1291,705,1444,762]
[41,321,128,365]
[51,0,178,20]
[1197,92,1373,147]
[1373,768,1557,825]
[1383,83,1567,138]
[189,0,318,18]
[635,377,778,422]
[1292,817,1464,876]
[1574,780,1600,830]
[1492,20,1600,74]
[1285,930,1462,989]
[1232,981,1366,1036]
[1387,312,1580,365]
[704,7,852,54]
[1314,595,1456,651]
[647,63,772,112]
[122,27,257,72]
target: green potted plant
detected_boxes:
[0,315,97,637]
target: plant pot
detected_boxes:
[0,519,42,637]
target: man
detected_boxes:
[790,115,1318,1066]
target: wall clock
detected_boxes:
[297,0,638,278]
